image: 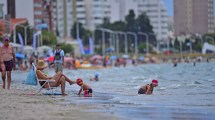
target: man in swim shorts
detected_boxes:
[0,36,16,89]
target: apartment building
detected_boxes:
[174,0,214,35]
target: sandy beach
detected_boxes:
[0,86,119,120]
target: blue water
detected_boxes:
[64,62,215,119]
[16,62,215,120]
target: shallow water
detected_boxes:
[14,62,215,120]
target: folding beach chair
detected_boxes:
[32,63,57,95]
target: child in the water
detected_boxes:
[77,78,93,97]
[138,79,158,95]
[90,73,99,81]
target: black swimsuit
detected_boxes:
[138,87,146,94]
[138,84,153,94]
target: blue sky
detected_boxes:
[163,0,173,16]
[163,0,215,16]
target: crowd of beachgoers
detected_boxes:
[16,52,215,71]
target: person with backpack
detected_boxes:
[54,44,64,73]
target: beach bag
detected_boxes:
[55,50,61,60]
[25,69,37,85]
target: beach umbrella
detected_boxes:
[105,47,115,52]
[110,55,117,60]
[90,55,103,60]
[45,56,54,62]
[15,52,25,59]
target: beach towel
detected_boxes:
[25,69,37,85]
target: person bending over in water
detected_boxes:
[77,78,93,97]
[138,79,158,95]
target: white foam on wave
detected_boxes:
[131,76,145,80]
[110,96,142,105]
[134,85,141,89]
[207,78,215,83]
[159,84,182,90]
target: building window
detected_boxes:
[34,11,42,15]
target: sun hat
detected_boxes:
[76,78,83,85]
[37,60,47,69]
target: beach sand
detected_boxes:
[0,86,119,120]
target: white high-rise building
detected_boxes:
[85,0,108,30]
[105,0,168,40]
[138,0,168,40]
[52,0,74,37]
[52,0,168,39]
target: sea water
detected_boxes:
[63,62,215,120]
[15,62,215,120]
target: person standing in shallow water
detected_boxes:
[138,80,158,95]
[53,44,64,73]
[0,36,16,89]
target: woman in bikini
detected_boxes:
[36,59,76,96]
[138,79,158,95]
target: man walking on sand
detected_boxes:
[0,36,16,89]
[54,44,64,73]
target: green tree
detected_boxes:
[42,30,57,45]
[11,22,34,45]
[60,43,74,54]
[110,21,126,31]
[204,33,215,45]
[136,13,155,46]
[136,13,154,33]
[174,37,180,51]
[100,17,111,29]
[70,22,86,40]
[138,43,152,53]
[125,9,136,32]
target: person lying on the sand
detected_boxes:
[77,78,93,97]
[36,60,76,96]
[138,79,158,95]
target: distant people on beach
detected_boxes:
[0,36,16,89]
[54,44,64,73]
[36,60,76,96]
[172,58,177,67]
[138,79,158,95]
[77,78,93,97]
[90,73,99,81]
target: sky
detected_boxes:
[163,0,215,16]
[163,0,173,16]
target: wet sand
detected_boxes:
[0,86,119,120]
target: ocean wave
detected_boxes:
[159,84,182,90]
[110,96,145,105]
[131,76,146,80]
[193,81,202,84]
[206,78,215,83]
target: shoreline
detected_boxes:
[0,85,119,120]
